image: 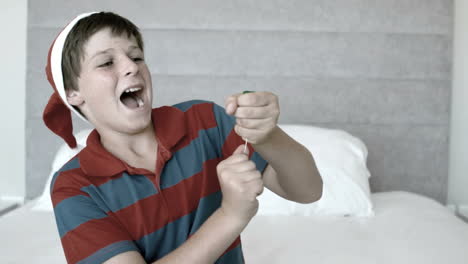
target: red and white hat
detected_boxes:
[43,12,97,148]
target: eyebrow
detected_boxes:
[90,45,142,60]
[90,48,112,60]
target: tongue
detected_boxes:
[121,95,139,109]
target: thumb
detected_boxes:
[225,93,241,115]
[232,144,248,155]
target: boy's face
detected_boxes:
[67,28,153,135]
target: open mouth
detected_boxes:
[120,86,145,109]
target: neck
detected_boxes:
[98,122,158,162]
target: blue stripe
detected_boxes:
[212,102,235,148]
[172,99,213,112]
[81,173,158,213]
[251,151,269,174]
[160,127,220,189]
[54,171,158,238]
[54,195,108,238]
[215,244,244,264]
[50,156,81,195]
[137,191,221,261]
[189,191,222,236]
[138,210,195,261]
[76,240,139,264]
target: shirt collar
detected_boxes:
[79,106,187,177]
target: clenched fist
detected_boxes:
[225,91,280,145]
[216,145,264,225]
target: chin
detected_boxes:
[126,113,153,134]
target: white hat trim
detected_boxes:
[50,12,98,123]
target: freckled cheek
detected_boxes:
[86,93,114,110]
[81,79,119,105]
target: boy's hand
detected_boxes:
[216,145,264,224]
[225,91,280,145]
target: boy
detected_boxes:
[43,12,322,264]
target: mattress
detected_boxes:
[243,191,468,264]
[1,191,467,264]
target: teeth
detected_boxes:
[124,87,142,93]
[137,98,144,107]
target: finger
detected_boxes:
[226,160,257,173]
[227,153,249,163]
[256,184,264,196]
[236,117,273,129]
[245,178,264,196]
[224,153,248,165]
[238,91,270,107]
[225,93,242,115]
[228,170,261,189]
[235,124,273,143]
[234,106,272,119]
[240,170,262,182]
[232,144,246,155]
[219,145,248,169]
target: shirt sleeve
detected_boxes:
[51,182,139,264]
[212,102,269,174]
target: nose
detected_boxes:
[122,56,139,77]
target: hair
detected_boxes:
[61,12,144,92]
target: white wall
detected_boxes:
[0,0,27,203]
[448,1,468,210]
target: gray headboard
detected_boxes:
[27,0,453,203]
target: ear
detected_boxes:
[66,89,85,106]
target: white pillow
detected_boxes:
[257,124,374,217]
[31,129,93,211]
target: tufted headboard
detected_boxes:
[26,0,453,203]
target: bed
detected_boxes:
[1,191,467,264]
[1,125,467,263]
[243,191,468,264]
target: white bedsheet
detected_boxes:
[243,191,468,263]
[1,191,467,264]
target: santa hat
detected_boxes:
[43,12,97,148]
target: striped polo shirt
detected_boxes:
[50,100,268,264]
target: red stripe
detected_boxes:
[51,169,91,206]
[52,169,129,206]
[221,126,254,159]
[172,102,218,153]
[110,191,166,240]
[163,158,221,221]
[113,157,222,239]
[61,217,134,263]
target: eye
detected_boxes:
[98,60,113,67]
[132,57,144,62]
